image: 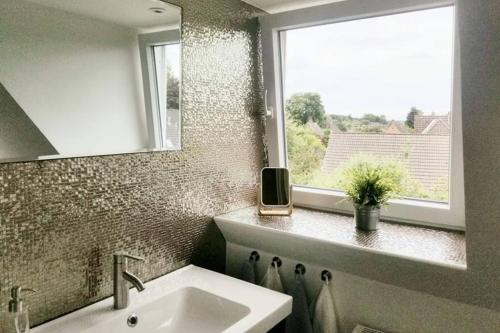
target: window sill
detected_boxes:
[214,206,466,269]
[292,186,465,230]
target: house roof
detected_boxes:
[322,133,450,190]
[414,114,449,133]
[421,118,450,135]
[385,120,409,134]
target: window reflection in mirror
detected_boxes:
[153,44,180,149]
[0,0,182,163]
[139,29,182,151]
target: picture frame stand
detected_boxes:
[257,184,293,216]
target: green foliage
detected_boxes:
[167,65,179,109]
[329,113,387,133]
[336,122,347,132]
[284,97,449,203]
[292,154,447,203]
[428,176,449,202]
[321,128,331,146]
[405,107,423,129]
[362,113,387,124]
[353,124,385,133]
[286,116,326,184]
[340,157,404,207]
[306,169,343,189]
[286,93,327,128]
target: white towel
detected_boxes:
[311,284,338,333]
[260,264,284,293]
[285,279,313,333]
[239,260,256,284]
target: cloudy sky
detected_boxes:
[284,6,455,121]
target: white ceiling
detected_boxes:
[242,0,347,13]
[26,0,181,30]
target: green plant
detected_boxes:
[341,157,404,208]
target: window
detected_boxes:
[261,0,464,228]
[152,43,181,149]
[138,30,182,151]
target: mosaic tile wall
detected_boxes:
[217,207,467,266]
[0,0,264,330]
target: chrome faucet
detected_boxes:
[8,286,37,313]
[113,252,146,310]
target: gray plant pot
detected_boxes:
[354,205,380,231]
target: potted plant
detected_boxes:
[341,158,403,231]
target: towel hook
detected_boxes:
[271,256,282,268]
[249,251,260,262]
[321,270,332,285]
[294,264,306,279]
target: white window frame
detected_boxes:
[261,0,465,229]
[138,29,182,151]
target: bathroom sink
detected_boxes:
[32,265,291,333]
[94,287,250,333]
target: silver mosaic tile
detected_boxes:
[218,206,466,266]
[0,0,264,330]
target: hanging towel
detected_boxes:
[311,284,338,333]
[285,279,313,333]
[260,263,284,293]
[239,260,256,284]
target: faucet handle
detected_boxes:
[9,286,37,313]
[113,252,144,264]
[124,254,144,262]
[11,286,37,300]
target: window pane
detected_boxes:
[283,6,454,203]
[153,43,181,150]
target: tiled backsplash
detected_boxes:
[0,0,264,329]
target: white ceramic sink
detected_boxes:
[32,265,291,333]
[93,287,251,333]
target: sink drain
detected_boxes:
[127,314,139,327]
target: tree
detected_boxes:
[329,113,386,133]
[166,65,180,110]
[286,93,327,128]
[286,116,326,184]
[405,107,423,129]
[352,123,385,133]
[336,122,347,132]
[362,113,387,124]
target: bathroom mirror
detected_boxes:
[0,0,182,163]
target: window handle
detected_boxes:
[264,89,274,118]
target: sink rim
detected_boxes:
[31,265,292,333]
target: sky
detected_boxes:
[165,43,181,79]
[284,6,455,121]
